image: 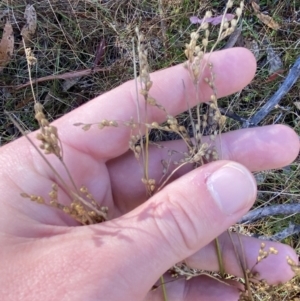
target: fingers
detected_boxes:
[184,232,298,285]
[76,160,257,300]
[108,125,299,214]
[145,276,241,301]
[217,124,299,171]
[54,48,256,160]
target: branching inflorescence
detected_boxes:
[16,1,299,300]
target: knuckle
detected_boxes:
[152,189,201,255]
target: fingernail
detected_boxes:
[206,163,256,215]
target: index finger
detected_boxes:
[55,48,256,160]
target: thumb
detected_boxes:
[79,161,257,300]
[122,160,257,264]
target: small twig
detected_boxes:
[92,39,106,70]
[14,66,112,90]
[219,107,249,124]
[243,56,300,128]
[238,203,300,224]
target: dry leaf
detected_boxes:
[251,1,280,30]
[0,20,14,72]
[62,77,81,92]
[293,102,300,111]
[14,65,110,90]
[265,69,284,82]
[266,44,283,75]
[21,5,37,44]
[245,39,260,61]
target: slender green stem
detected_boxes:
[160,276,168,301]
[215,238,225,278]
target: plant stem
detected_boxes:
[215,238,225,278]
[160,276,168,301]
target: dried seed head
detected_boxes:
[146,81,153,90]
[109,120,118,127]
[151,121,159,128]
[40,119,49,127]
[148,179,155,185]
[212,150,218,160]
[190,32,199,40]
[194,45,201,54]
[20,192,30,198]
[36,196,44,204]
[101,119,109,126]
[80,186,88,193]
[210,94,217,102]
[135,145,141,154]
[201,22,209,30]
[202,38,208,47]
[63,206,71,214]
[34,102,43,112]
[286,255,297,267]
[34,111,44,121]
[50,200,58,207]
[25,47,37,66]
[82,124,91,131]
[236,7,242,17]
[205,11,212,18]
[269,247,278,255]
[34,102,62,158]
[231,19,237,28]
[226,0,234,8]
[147,96,156,106]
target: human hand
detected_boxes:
[0,48,298,301]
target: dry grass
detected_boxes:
[0,0,300,300]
